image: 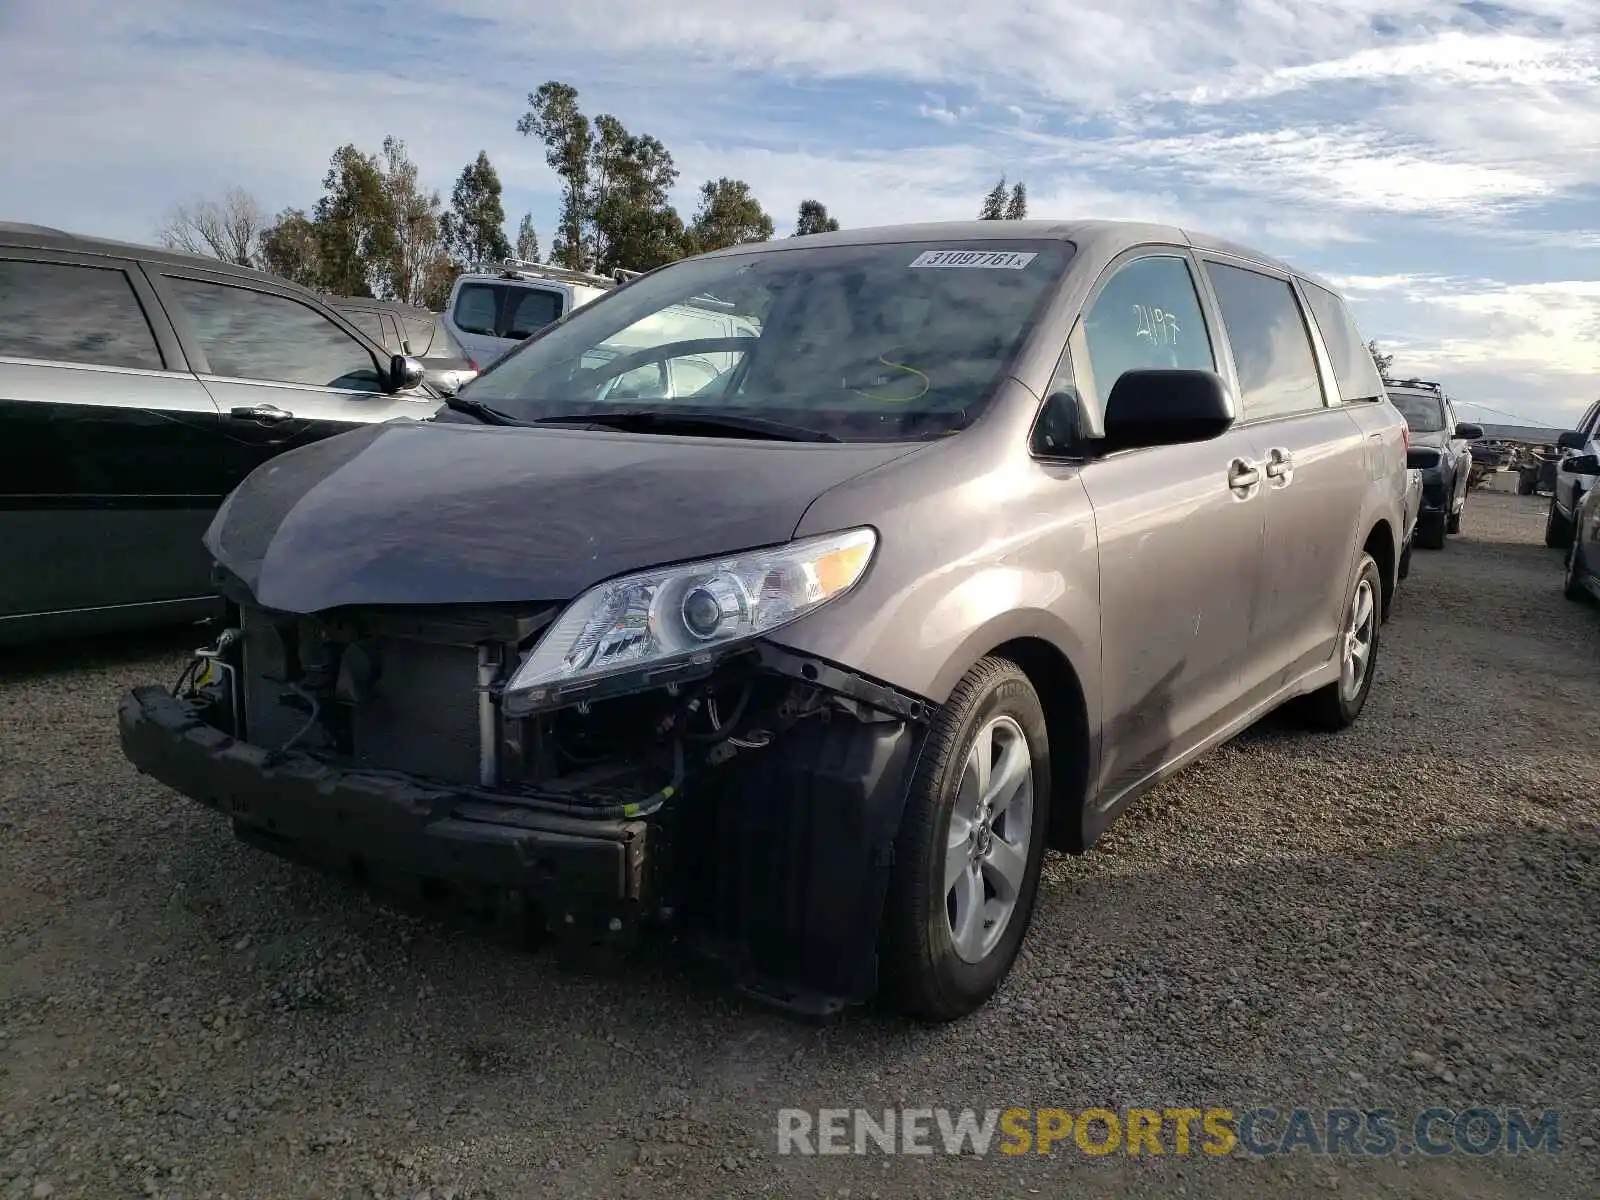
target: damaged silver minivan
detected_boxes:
[118,220,1409,1021]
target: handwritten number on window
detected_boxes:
[1133,303,1180,346]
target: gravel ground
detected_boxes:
[3,478,1598,1200]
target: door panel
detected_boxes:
[0,255,225,619]
[1083,431,1269,801]
[0,363,224,617]
[1065,249,1269,803]
[1251,409,1369,690]
[1200,258,1360,699]
[152,271,438,485]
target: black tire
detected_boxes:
[1292,552,1382,732]
[1397,537,1413,581]
[1545,497,1575,549]
[1415,511,1446,550]
[879,656,1052,1022]
[1518,475,1535,496]
[1564,535,1591,603]
[1446,509,1462,534]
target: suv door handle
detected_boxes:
[229,404,294,424]
[1265,447,1295,481]
[1228,458,1261,491]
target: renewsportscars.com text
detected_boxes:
[775,1106,1562,1158]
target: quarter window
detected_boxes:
[164,277,383,390]
[1079,255,1215,411]
[0,260,163,371]
[1204,261,1325,421]
[1301,280,1385,403]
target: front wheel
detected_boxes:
[1447,508,1462,534]
[880,657,1051,1022]
[1293,552,1382,731]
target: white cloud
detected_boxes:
[4,0,1599,422]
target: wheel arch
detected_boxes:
[1363,517,1397,620]
[980,635,1093,855]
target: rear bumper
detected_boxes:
[117,685,650,906]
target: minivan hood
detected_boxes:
[205,419,919,613]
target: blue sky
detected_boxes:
[2,0,1597,426]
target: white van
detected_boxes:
[443,260,622,369]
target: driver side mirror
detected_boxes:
[1454,422,1483,440]
[1558,430,1587,451]
[389,354,425,392]
[1098,369,1235,454]
[1561,453,1600,475]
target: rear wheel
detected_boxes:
[1517,474,1535,496]
[880,657,1051,1022]
[1397,537,1413,581]
[1293,553,1382,731]
[1545,497,1575,549]
[1416,511,1446,549]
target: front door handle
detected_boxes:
[229,403,294,424]
[1228,458,1261,491]
[1265,446,1295,482]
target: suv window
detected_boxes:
[1078,255,1215,409]
[0,259,163,371]
[1204,262,1325,420]
[165,277,384,391]
[1300,280,1385,402]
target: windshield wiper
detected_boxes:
[533,409,840,443]
[441,395,526,426]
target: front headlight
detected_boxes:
[504,527,878,703]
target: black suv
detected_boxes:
[0,222,438,644]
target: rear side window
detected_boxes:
[452,282,564,340]
[1078,254,1215,409]
[341,308,387,345]
[506,288,563,338]
[1301,281,1385,402]
[164,277,383,391]
[0,259,163,370]
[402,314,438,356]
[1204,262,1325,421]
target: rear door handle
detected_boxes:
[1228,458,1261,491]
[229,403,294,424]
[1265,447,1294,481]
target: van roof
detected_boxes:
[687,218,1343,296]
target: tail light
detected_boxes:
[468,359,479,372]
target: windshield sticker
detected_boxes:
[909,250,1038,270]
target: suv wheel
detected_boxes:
[1294,553,1382,731]
[1416,511,1447,550]
[880,657,1051,1022]
[1446,509,1462,534]
[1545,497,1575,549]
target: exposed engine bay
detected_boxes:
[144,598,930,1016]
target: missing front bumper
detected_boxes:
[118,685,652,906]
[118,674,929,1018]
